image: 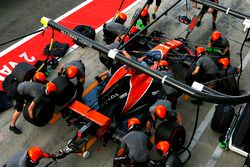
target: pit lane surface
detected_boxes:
[1,0,250,167]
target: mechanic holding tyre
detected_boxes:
[9,81,56,134]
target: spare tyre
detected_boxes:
[73,25,96,47]
[52,76,77,106]
[23,96,55,127]
[12,62,36,82]
[211,104,235,133]
[2,74,18,99]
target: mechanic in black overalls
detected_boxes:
[193,0,219,30]
[3,146,54,167]
[114,118,152,167]
[216,58,240,96]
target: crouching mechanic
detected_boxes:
[58,60,85,100]
[192,47,218,87]
[10,82,57,134]
[114,118,153,167]
[4,146,56,167]
[146,100,177,136]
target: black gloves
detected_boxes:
[95,76,102,83]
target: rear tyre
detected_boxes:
[155,121,186,151]
[73,25,96,47]
[211,105,235,133]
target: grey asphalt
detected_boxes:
[0,0,250,167]
[0,0,84,51]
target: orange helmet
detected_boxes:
[66,65,78,79]
[195,47,205,57]
[141,8,148,17]
[27,146,49,163]
[118,12,127,22]
[120,35,130,43]
[211,31,221,41]
[158,60,169,70]
[46,82,57,95]
[218,58,230,69]
[127,118,141,130]
[130,26,137,34]
[156,141,170,156]
[33,72,46,83]
[154,105,167,120]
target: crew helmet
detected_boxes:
[141,8,148,17]
[153,105,167,120]
[156,141,171,156]
[66,65,78,79]
[158,60,169,70]
[27,146,49,163]
[118,12,127,22]
[211,31,221,41]
[46,82,57,95]
[130,26,138,34]
[120,35,130,43]
[218,58,230,69]
[127,118,141,131]
[195,47,206,57]
[33,72,46,84]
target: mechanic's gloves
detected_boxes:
[48,154,58,161]
[95,76,102,83]
[166,111,177,122]
[116,148,126,157]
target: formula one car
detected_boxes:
[49,37,192,151]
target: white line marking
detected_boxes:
[206,144,223,167]
[55,0,93,22]
[242,50,250,69]
[0,0,93,58]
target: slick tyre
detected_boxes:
[211,105,235,133]
[12,62,36,82]
[155,121,186,151]
[73,25,96,47]
[23,97,55,127]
